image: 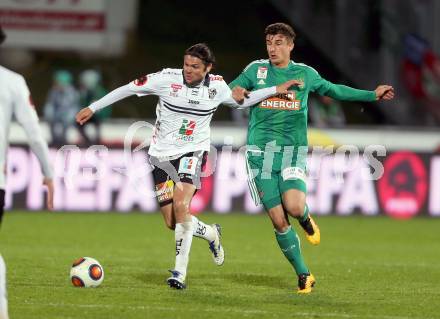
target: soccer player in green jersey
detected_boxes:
[229,22,394,294]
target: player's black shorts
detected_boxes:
[150,151,208,207]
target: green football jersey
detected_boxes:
[229,59,376,149]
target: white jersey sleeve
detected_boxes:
[127,70,166,97]
[88,84,133,113]
[218,80,277,109]
[89,70,166,113]
[12,76,53,179]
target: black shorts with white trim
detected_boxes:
[150,151,208,207]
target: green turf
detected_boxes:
[1,212,439,319]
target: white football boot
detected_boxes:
[208,224,225,266]
[166,270,186,290]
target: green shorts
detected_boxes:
[245,149,307,210]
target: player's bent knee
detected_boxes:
[284,202,305,217]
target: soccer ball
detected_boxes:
[70,257,104,288]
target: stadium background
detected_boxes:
[2,1,440,319]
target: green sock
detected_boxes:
[275,226,309,275]
[297,204,309,223]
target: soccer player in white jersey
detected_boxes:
[0,26,54,319]
[76,43,299,289]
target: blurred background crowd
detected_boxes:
[44,69,110,146]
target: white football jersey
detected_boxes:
[129,69,239,157]
[89,68,276,158]
[0,66,52,189]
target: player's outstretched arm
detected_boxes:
[226,79,302,108]
[312,70,395,102]
[76,83,139,125]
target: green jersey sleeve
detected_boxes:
[229,63,256,90]
[309,68,376,102]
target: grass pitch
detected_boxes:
[1,212,439,319]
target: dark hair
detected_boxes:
[184,43,216,66]
[0,26,6,45]
[265,23,296,42]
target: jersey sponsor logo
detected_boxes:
[170,83,182,97]
[178,119,196,135]
[188,99,200,105]
[174,119,196,142]
[257,67,268,79]
[282,167,306,182]
[208,88,217,99]
[178,156,198,175]
[282,92,296,99]
[155,180,174,203]
[171,83,182,92]
[209,75,223,81]
[257,79,266,85]
[260,93,301,111]
[133,75,147,86]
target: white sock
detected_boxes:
[174,222,194,280]
[0,255,9,319]
[191,215,216,242]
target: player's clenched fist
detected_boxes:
[375,85,395,100]
[231,86,250,105]
[76,107,94,125]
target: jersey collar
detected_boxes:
[182,70,211,88]
[269,60,294,70]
